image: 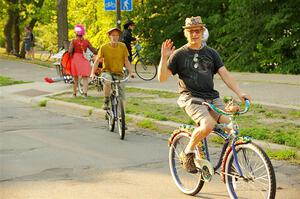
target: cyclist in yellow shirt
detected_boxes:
[91,27,133,110]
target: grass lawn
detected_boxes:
[0,76,31,86]
[51,87,300,163]
[52,87,300,147]
[0,47,53,68]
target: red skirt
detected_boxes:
[70,53,91,77]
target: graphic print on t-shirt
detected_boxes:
[192,54,213,74]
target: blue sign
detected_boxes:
[121,0,132,11]
[104,0,116,11]
[104,0,132,11]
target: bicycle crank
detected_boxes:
[196,159,214,182]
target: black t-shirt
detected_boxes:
[168,45,224,99]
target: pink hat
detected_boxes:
[74,24,85,36]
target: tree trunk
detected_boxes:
[4,1,15,54]
[13,11,20,54]
[56,0,68,50]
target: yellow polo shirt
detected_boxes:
[98,42,129,75]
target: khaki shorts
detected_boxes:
[177,94,225,125]
[101,72,125,99]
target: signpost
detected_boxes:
[104,0,133,29]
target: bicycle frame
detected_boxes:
[99,74,130,117]
[173,100,251,179]
[110,80,120,120]
[132,42,141,62]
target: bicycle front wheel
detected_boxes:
[135,58,157,81]
[106,96,115,132]
[116,98,125,140]
[224,143,276,199]
[169,132,204,196]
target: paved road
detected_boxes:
[1,98,299,199]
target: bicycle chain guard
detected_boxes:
[196,159,214,182]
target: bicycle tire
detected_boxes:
[77,77,94,95]
[135,58,157,81]
[116,98,125,140]
[106,96,115,132]
[169,132,204,196]
[77,77,84,95]
[224,143,276,199]
[40,51,52,61]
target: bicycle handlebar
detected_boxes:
[98,75,130,83]
[203,99,250,116]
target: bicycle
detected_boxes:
[168,99,276,198]
[99,74,130,140]
[77,48,102,95]
[132,41,157,81]
[46,49,102,93]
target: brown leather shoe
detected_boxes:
[179,152,198,174]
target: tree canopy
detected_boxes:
[1,0,299,74]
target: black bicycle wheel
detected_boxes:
[169,132,204,196]
[116,98,125,140]
[106,96,115,132]
[224,143,276,199]
[135,58,157,81]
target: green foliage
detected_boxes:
[128,0,228,63]
[1,0,298,73]
[38,100,47,107]
[265,149,297,161]
[127,0,299,73]
[217,0,300,74]
[137,119,158,130]
[0,76,29,86]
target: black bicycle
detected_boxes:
[132,41,157,81]
[99,74,130,140]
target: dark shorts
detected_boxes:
[25,42,31,51]
[177,93,225,125]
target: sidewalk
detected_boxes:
[1,58,300,108]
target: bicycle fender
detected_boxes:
[168,126,193,147]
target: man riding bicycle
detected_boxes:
[121,20,137,63]
[91,27,133,110]
[158,16,251,173]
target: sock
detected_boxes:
[184,146,195,154]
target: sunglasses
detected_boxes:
[186,29,203,34]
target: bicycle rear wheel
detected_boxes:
[78,76,94,95]
[135,58,157,81]
[224,143,276,199]
[116,98,125,140]
[169,132,204,196]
